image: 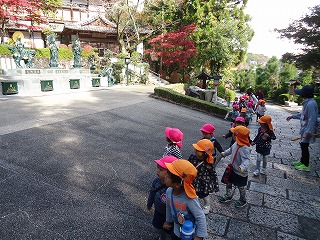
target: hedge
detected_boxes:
[153,86,228,117]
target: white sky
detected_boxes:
[245,0,319,58]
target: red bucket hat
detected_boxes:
[235,117,245,123]
[200,124,216,135]
[165,127,184,148]
[165,160,198,198]
[154,156,177,169]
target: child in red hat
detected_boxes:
[147,156,177,240]
[225,104,240,122]
[219,126,251,208]
[163,127,183,159]
[163,160,207,240]
[200,123,224,157]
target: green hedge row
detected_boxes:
[153,87,228,117]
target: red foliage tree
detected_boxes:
[145,24,197,69]
[0,0,59,42]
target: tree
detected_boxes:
[0,0,62,43]
[145,24,197,70]
[104,0,181,54]
[276,5,320,70]
[180,0,254,74]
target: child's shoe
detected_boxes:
[234,199,247,208]
[218,194,232,203]
[253,169,260,176]
[203,205,211,215]
[260,168,266,175]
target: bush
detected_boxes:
[0,44,11,55]
[277,94,289,104]
[153,87,228,117]
[217,85,236,103]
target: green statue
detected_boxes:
[72,37,82,68]
[48,34,58,68]
[9,36,35,68]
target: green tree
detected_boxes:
[180,0,254,74]
[255,57,280,97]
[276,5,320,70]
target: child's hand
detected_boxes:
[221,152,225,158]
[262,133,269,140]
[238,166,243,173]
[163,222,172,230]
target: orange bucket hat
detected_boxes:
[230,126,250,147]
[241,108,247,113]
[192,139,214,164]
[258,115,273,131]
[165,160,198,199]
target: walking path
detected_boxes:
[207,101,320,240]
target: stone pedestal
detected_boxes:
[285,101,298,107]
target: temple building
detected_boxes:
[5,0,122,56]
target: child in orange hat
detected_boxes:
[218,126,251,208]
[188,139,217,215]
[147,156,177,240]
[251,115,276,176]
[163,127,183,159]
[239,108,250,127]
[163,160,207,239]
[255,99,267,121]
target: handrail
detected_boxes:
[148,69,160,83]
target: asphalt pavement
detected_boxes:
[0,85,319,240]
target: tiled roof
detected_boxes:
[64,23,116,33]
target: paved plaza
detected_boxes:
[0,85,319,239]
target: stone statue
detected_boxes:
[8,36,35,68]
[72,37,82,68]
[88,53,96,72]
[98,66,114,86]
[47,34,58,68]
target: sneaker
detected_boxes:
[234,199,247,208]
[292,160,303,166]
[295,164,310,171]
[203,206,211,215]
[260,168,266,175]
[218,194,232,203]
[253,169,260,176]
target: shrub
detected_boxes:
[0,44,11,55]
[277,94,289,104]
[153,87,228,117]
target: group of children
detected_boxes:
[225,94,267,125]
[147,114,276,239]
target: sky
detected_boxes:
[244,0,319,58]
